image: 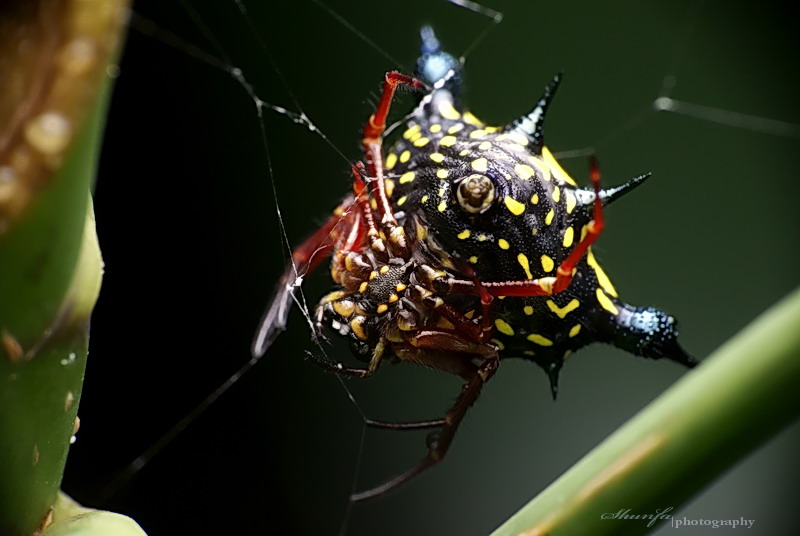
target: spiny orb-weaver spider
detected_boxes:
[253,26,697,500]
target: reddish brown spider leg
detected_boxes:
[351,357,499,502]
[358,73,426,256]
[252,199,359,357]
[447,156,605,298]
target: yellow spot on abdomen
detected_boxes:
[399,150,411,163]
[514,164,535,180]
[457,229,471,239]
[430,152,445,163]
[399,171,415,184]
[565,191,577,214]
[504,196,526,216]
[438,101,461,120]
[498,239,510,250]
[523,305,534,315]
[403,124,421,140]
[587,250,618,297]
[542,146,578,186]
[463,111,483,126]
[517,253,533,279]
[471,158,488,172]
[563,227,575,248]
[527,333,553,346]
[546,298,580,318]
[448,123,464,134]
[430,123,442,133]
[437,201,447,212]
[469,255,478,263]
[596,288,620,315]
[413,137,430,147]
[552,186,561,202]
[495,318,515,336]
[569,324,582,338]
[385,153,397,170]
[541,255,555,273]
[530,193,539,204]
[397,195,407,206]
[439,135,457,147]
[545,209,555,225]
[436,169,449,179]
[420,194,429,203]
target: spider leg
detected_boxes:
[251,197,359,358]
[351,356,499,501]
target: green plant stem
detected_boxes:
[493,287,800,536]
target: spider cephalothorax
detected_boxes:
[254,26,696,500]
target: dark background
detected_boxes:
[62,1,799,535]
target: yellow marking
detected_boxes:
[430,123,442,133]
[581,225,588,241]
[552,186,561,203]
[438,101,461,120]
[491,338,505,351]
[542,146,577,186]
[547,298,580,318]
[439,135,457,147]
[332,301,355,318]
[504,196,526,216]
[569,324,582,338]
[413,137,430,147]
[399,150,411,163]
[436,169,449,179]
[494,318,515,336]
[471,158,488,172]
[478,141,492,151]
[565,190,577,214]
[587,250,619,297]
[399,171,415,184]
[506,131,529,145]
[359,282,369,293]
[403,124,421,140]
[437,200,447,212]
[396,283,407,292]
[517,253,533,279]
[430,152,445,163]
[596,288,620,315]
[563,350,573,360]
[397,195,407,206]
[385,179,395,197]
[464,310,475,319]
[385,153,397,170]
[541,254,555,273]
[469,129,487,139]
[563,227,575,248]
[485,125,500,133]
[460,149,470,156]
[528,155,551,181]
[507,143,526,153]
[530,193,539,204]
[545,208,555,225]
[377,303,389,314]
[388,293,399,303]
[438,187,446,197]
[523,305,534,316]
[448,123,464,134]
[454,230,471,241]
[527,333,554,346]
[350,317,368,340]
[469,255,478,263]
[477,234,488,241]
[498,239,510,250]
[463,111,483,126]
[523,350,535,356]
[420,194,429,203]
[370,198,377,210]
[514,164,535,180]
[380,265,390,274]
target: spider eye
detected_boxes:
[456,174,495,214]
